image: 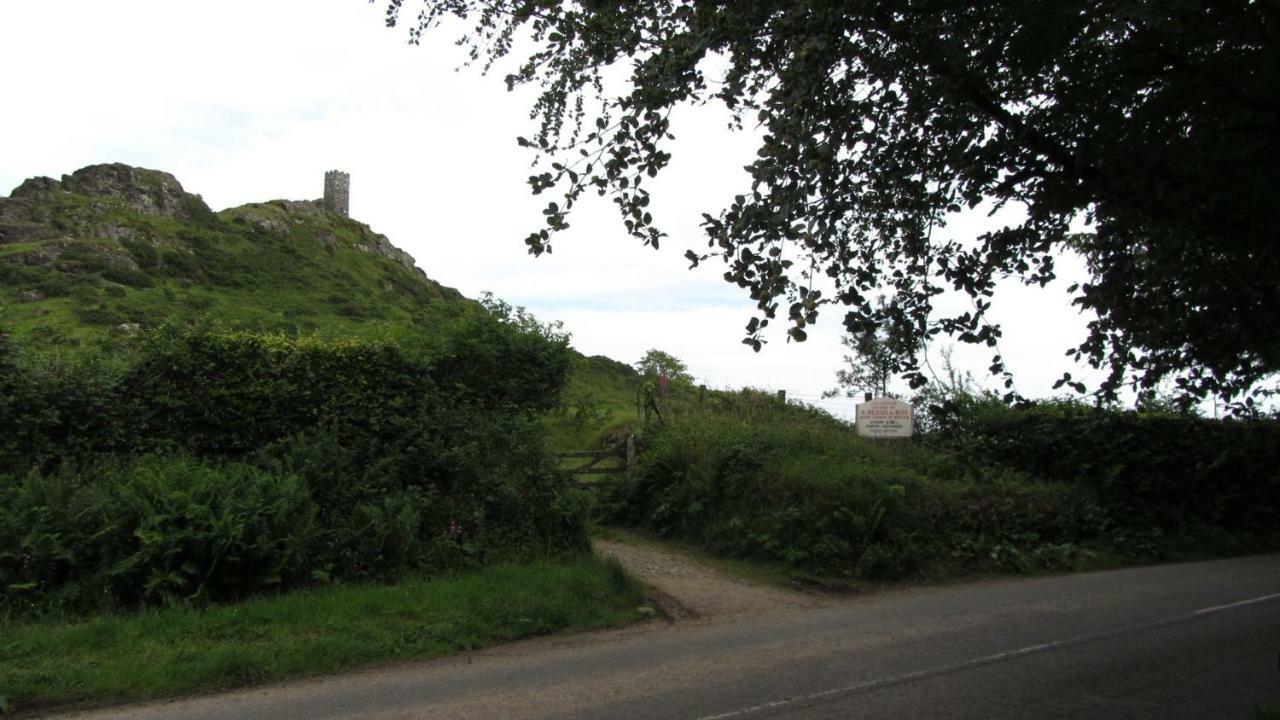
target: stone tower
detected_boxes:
[323,170,350,217]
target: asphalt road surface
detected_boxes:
[60,553,1279,720]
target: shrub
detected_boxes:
[0,347,124,474]
[113,457,316,605]
[0,318,585,616]
[101,267,154,289]
[119,238,159,269]
[0,466,131,615]
[933,399,1280,532]
[425,293,572,416]
[613,390,1134,579]
[0,457,315,615]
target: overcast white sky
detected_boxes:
[0,0,1106,416]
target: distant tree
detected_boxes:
[829,331,895,400]
[635,349,692,385]
[825,299,917,399]
[1134,386,1201,417]
[383,1,1279,407]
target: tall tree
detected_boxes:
[382,0,1279,405]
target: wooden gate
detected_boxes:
[556,435,635,482]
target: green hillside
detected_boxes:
[0,163,641,448]
[0,163,470,347]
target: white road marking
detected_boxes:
[1194,592,1280,615]
[696,591,1280,720]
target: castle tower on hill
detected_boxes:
[323,170,350,217]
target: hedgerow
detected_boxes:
[610,390,1280,580]
[930,398,1280,533]
[0,305,581,617]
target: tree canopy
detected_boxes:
[383,0,1278,407]
[635,348,692,385]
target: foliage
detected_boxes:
[0,457,316,615]
[634,349,692,385]
[831,331,896,400]
[384,0,1279,404]
[0,167,617,618]
[0,323,585,616]
[909,344,990,436]
[930,398,1280,533]
[827,303,918,400]
[609,390,1107,579]
[1250,704,1280,720]
[437,292,573,415]
[609,387,1279,579]
[0,344,127,474]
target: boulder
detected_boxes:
[9,176,62,198]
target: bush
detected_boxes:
[612,391,1103,579]
[0,457,315,615]
[0,316,584,616]
[933,399,1280,533]
[0,345,124,474]
[115,457,316,604]
[0,466,131,615]
[617,391,1280,580]
[119,330,437,457]
[426,293,572,415]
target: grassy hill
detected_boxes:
[0,163,643,448]
[0,163,469,346]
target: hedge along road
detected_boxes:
[55,548,1280,720]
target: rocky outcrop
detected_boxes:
[0,197,58,245]
[9,163,212,221]
[356,230,421,274]
[12,239,140,273]
[11,177,60,197]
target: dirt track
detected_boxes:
[591,535,826,619]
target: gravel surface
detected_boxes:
[591,536,826,619]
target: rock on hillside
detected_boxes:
[17,164,209,219]
[220,199,421,275]
[0,165,211,246]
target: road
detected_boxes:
[60,552,1279,719]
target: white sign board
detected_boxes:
[855,397,913,438]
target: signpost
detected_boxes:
[855,397,913,438]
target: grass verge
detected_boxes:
[1251,703,1280,720]
[0,555,644,715]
